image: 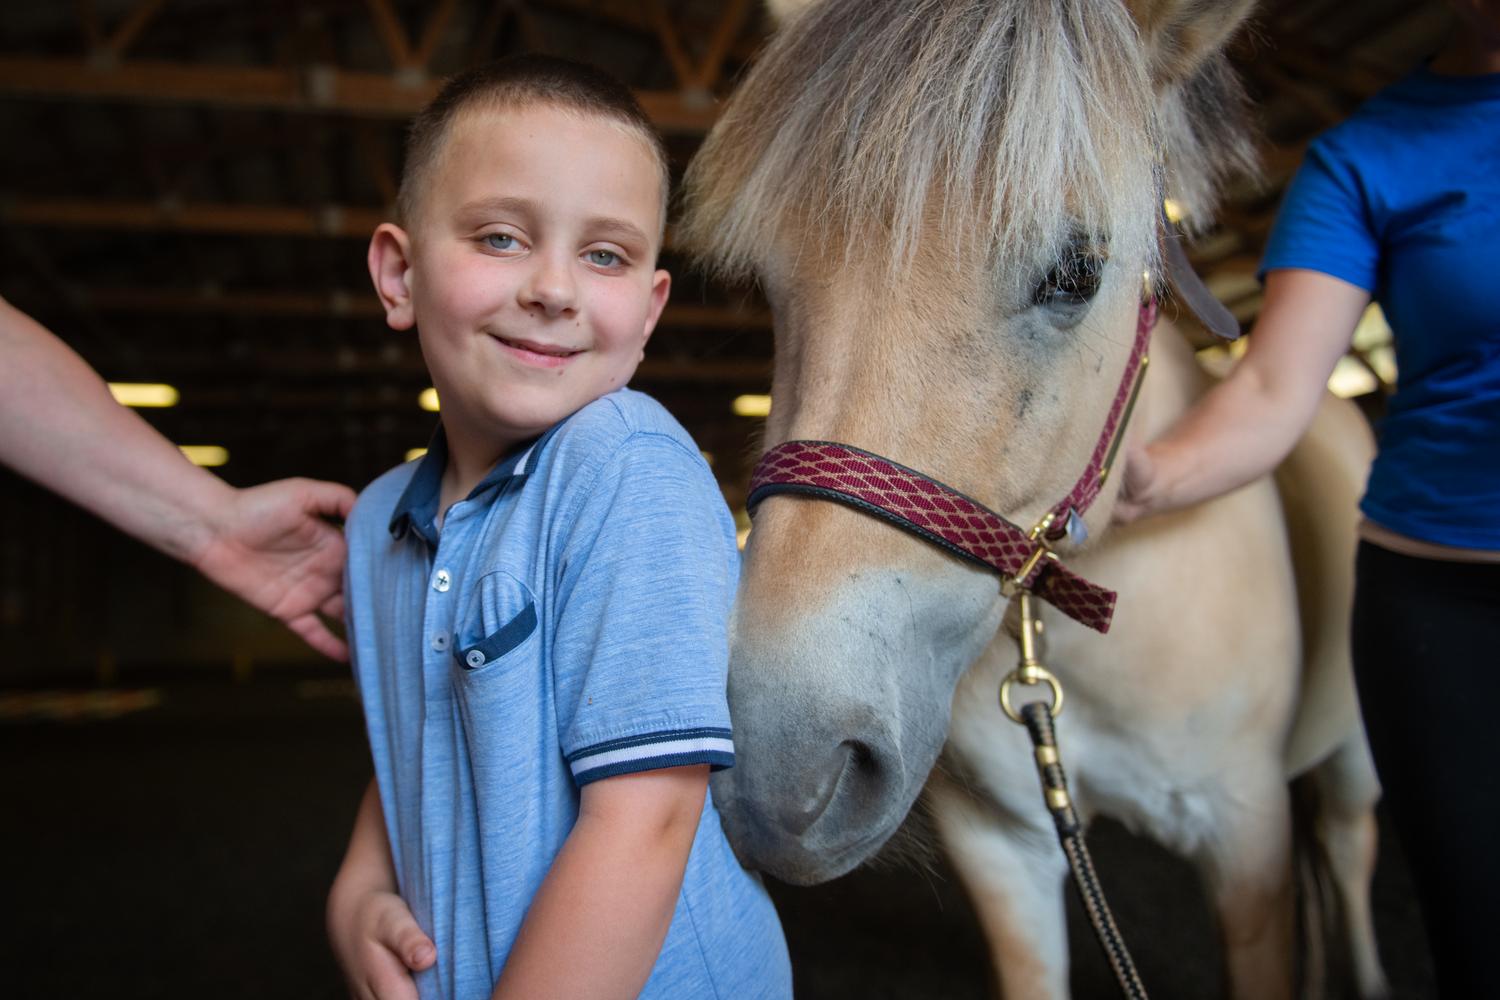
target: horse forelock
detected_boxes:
[682,0,1216,286]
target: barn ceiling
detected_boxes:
[0,0,1449,506]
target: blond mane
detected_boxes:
[681,0,1254,283]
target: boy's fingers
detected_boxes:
[376,903,436,970]
[359,944,421,1000]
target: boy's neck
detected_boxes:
[436,422,524,529]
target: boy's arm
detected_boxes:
[328,779,436,1000]
[0,296,355,659]
[490,765,709,1000]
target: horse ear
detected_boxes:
[1126,0,1257,86]
[764,0,820,27]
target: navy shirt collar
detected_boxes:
[388,422,558,545]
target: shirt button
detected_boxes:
[431,633,449,651]
[433,569,451,592]
[465,650,486,669]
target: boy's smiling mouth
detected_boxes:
[491,333,584,368]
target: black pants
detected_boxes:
[1351,541,1500,997]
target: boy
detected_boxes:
[326,56,792,999]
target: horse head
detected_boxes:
[681,0,1257,884]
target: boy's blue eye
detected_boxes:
[484,234,518,251]
[587,249,621,267]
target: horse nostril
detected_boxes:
[840,738,877,776]
[777,739,882,837]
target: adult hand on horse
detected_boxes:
[1112,444,1161,524]
[1112,270,1371,526]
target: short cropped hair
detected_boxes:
[396,55,671,240]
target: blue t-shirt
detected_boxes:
[1260,67,1500,548]
[345,389,791,1000]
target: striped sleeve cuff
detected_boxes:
[566,726,734,786]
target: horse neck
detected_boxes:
[1131,317,1214,445]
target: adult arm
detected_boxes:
[490,765,708,1000]
[1114,268,1370,523]
[0,296,355,658]
[327,779,436,1000]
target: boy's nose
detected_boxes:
[518,254,577,317]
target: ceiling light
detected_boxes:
[109,383,179,407]
[732,394,771,418]
[179,445,229,467]
[418,387,440,412]
[1326,357,1377,399]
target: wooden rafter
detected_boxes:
[648,0,696,90]
[355,124,398,207]
[6,197,388,239]
[647,0,752,93]
[100,0,168,60]
[364,0,460,73]
[691,0,752,91]
[73,0,103,51]
[0,57,720,132]
[364,0,416,70]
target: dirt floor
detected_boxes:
[0,670,1435,999]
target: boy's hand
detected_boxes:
[328,886,435,1000]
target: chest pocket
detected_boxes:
[453,570,539,673]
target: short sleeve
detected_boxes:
[551,433,738,786]
[1259,136,1379,292]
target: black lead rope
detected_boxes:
[1019,701,1151,1000]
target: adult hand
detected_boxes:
[192,478,357,660]
[1111,444,1160,525]
[328,886,435,1000]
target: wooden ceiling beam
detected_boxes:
[100,0,168,61]
[691,0,752,92]
[0,56,720,132]
[6,197,388,238]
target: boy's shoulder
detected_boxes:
[547,388,701,470]
[347,458,423,542]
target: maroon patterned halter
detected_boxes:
[746,301,1158,633]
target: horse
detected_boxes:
[680,1,1389,997]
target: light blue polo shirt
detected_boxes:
[344,388,791,1000]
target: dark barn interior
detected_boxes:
[0,1,1448,996]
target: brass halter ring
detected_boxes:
[999,666,1064,723]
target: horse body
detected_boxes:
[682,1,1386,995]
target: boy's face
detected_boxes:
[372,104,669,454]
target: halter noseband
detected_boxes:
[746,300,1159,633]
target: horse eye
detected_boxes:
[1033,252,1105,307]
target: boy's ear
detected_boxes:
[368,223,416,330]
[638,268,672,357]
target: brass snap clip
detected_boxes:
[999,589,1064,723]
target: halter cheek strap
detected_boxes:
[746,301,1159,634]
